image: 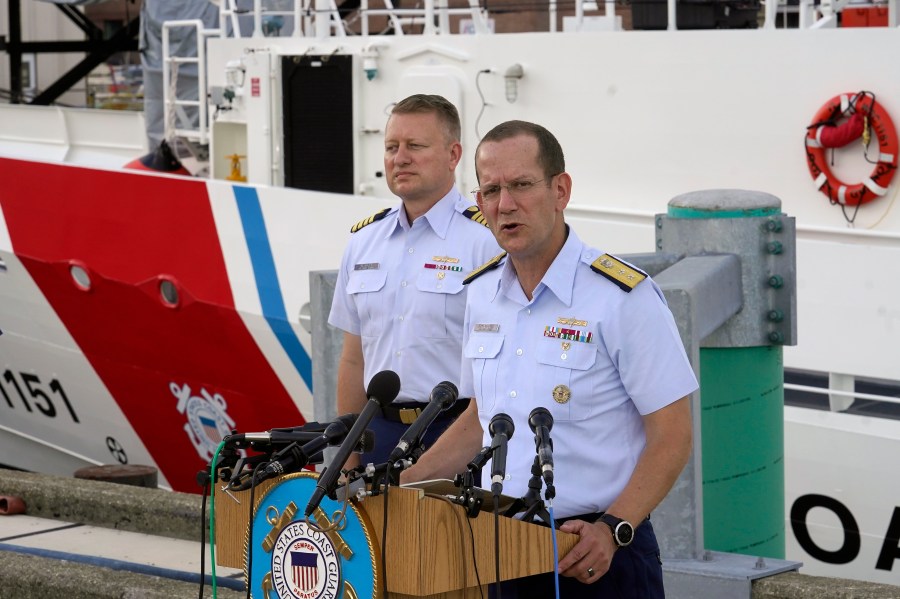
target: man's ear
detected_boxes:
[448,141,463,172]
[555,172,573,212]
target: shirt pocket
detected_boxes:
[535,338,598,421]
[414,273,465,338]
[347,269,387,337]
[464,333,504,412]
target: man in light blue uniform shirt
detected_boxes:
[329,94,501,468]
[404,120,698,598]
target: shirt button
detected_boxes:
[396,351,401,356]
[398,316,404,321]
[401,281,407,287]
[561,353,568,360]
[516,349,523,356]
[408,248,414,254]
[478,346,484,353]
[360,283,365,289]
[509,391,517,398]
[437,283,443,289]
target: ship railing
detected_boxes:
[210,0,622,38]
[785,382,900,411]
[161,20,222,145]
[187,0,899,41]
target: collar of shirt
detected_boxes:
[386,187,462,239]
[494,226,583,307]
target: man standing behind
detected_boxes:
[404,120,697,598]
[328,94,501,469]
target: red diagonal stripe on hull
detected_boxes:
[0,158,306,490]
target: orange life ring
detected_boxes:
[805,92,898,206]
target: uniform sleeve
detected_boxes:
[606,278,698,415]
[327,243,361,335]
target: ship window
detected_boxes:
[70,264,91,291]
[159,279,179,307]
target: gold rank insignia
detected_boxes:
[463,251,507,285]
[350,207,391,233]
[590,253,647,292]
[553,384,571,404]
[462,206,490,227]
[558,317,588,326]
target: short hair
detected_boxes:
[475,120,565,182]
[391,94,461,143]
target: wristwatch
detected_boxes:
[599,513,635,548]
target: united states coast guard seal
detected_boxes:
[246,472,380,599]
[271,520,341,599]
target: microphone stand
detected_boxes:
[507,455,551,524]
[452,468,484,518]
[224,452,278,492]
[340,443,426,500]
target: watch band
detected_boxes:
[599,513,635,548]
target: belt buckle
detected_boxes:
[399,407,421,425]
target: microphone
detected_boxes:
[528,407,554,486]
[305,370,401,516]
[225,421,333,445]
[387,381,458,463]
[488,413,514,498]
[254,414,358,483]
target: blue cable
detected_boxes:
[548,503,560,599]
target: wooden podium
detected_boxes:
[215,478,577,598]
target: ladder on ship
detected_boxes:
[161,20,220,146]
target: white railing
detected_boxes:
[785,382,900,408]
[202,0,900,42]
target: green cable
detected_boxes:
[208,441,226,599]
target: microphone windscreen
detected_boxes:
[432,381,459,408]
[489,412,515,439]
[335,413,359,430]
[357,429,376,453]
[366,370,401,407]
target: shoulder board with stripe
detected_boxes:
[463,252,507,285]
[350,208,392,233]
[462,206,490,227]
[590,254,647,292]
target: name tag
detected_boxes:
[354,263,379,271]
[474,323,500,332]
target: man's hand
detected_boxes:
[557,519,617,584]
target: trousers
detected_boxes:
[490,518,664,599]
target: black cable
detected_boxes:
[493,494,502,599]
[198,481,209,599]
[475,69,492,140]
[245,461,266,599]
[381,462,391,598]
[463,506,485,599]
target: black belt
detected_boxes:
[548,512,650,527]
[381,398,471,424]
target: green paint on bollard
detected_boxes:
[667,205,781,219]
[700,346,785,558]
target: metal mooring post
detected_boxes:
[650,189,801,598]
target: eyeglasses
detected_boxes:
[472,174,559,203]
